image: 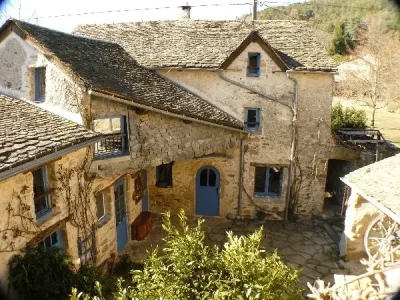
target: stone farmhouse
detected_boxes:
[0,17,353,292]
[0,93,102,294]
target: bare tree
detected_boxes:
[345,17,400,128]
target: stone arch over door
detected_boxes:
[195,166,220,216]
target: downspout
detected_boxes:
[237,135,245,218]
[285,71,298,221]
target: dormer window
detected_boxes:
[247,53,260,77]
[35,67,46,101]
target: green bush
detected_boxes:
[331,102,367,129]
[8,246,117,300]
[72,210,302,300]
[8,246,74,300]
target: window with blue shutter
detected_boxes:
[34,67,46,101]
[245,108,260,131]
[247,53,260,77]
[254,167,283,197]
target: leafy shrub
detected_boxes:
[8,246,74,300]
[331,102,367,129]
[8,246,117,300]
[73,210,302,300]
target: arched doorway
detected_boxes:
[195,166,220,216]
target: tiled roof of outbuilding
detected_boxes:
[74,20,336,72]
[7,20,243,130]
[0,93,101,174]
[343,154,400,216]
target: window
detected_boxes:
[35,67,46,101]
[78,231,96,265]
[247,53,260,77]
[245,108,260,131]
[38,230,62,248]
[33,167,51,218]
[95,193,106,222]
[93,116,128,158]
[156,162,173,188]
[254,167,282,197]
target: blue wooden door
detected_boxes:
[142,170,149,212]
[195,166,220,216]
[114,179,128,252]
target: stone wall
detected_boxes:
[0,147,144,296]
[90,96,240,178]
[158,41,341,219]
[147,148,240,218]
[343,191,380,260]
[0,27,83,124]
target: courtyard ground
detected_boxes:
[122,214,362,289]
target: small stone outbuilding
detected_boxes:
[341,154,400,259]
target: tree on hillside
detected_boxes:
[346,17,400,127]
[328,21,355,55]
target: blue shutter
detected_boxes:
[35,68,46,101]
[245,108,260,131]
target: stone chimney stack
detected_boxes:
[181,2,191,19]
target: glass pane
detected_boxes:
[96,194,105,220]
[247,110,257,124]
[209,169,216,187]
[254,167,267,193]
[39,70,46,98]
[51,232,58,246]
[200,169,207,186]
[94,118,121,134]
[249,55,258,68]
[33,168,46,198]
[268,168,281,195]
[45,236,51,248]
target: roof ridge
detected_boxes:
[11,19,122,47]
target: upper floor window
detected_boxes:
[156,162,173,188]
[33,167,52,218]
[247,53,260,77]
[94,116,128,158]
[38,230,62,248]
[245,108,260,131]
[254,167,282,197]
[35,67,46,101]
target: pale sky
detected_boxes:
[0,0,306,33]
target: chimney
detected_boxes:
[181,2,191,19]
[252,0,258,21]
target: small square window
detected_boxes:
[95,193,106,222]
[245,108,260,131]
[94,116,129,158]
[156,162,173,188]
[254,167,283,197]
[33,167,51,218]
[247,53,260,77]
[35,67,46,101]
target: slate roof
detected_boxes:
[0,93,102,174]
[74,20,336,72]
[7,20,243,130]
[343,154,400,216]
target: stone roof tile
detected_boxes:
[343,154,400,216]
[74,20,336,72]
[0,93,101,173]
[10,20,243,130]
